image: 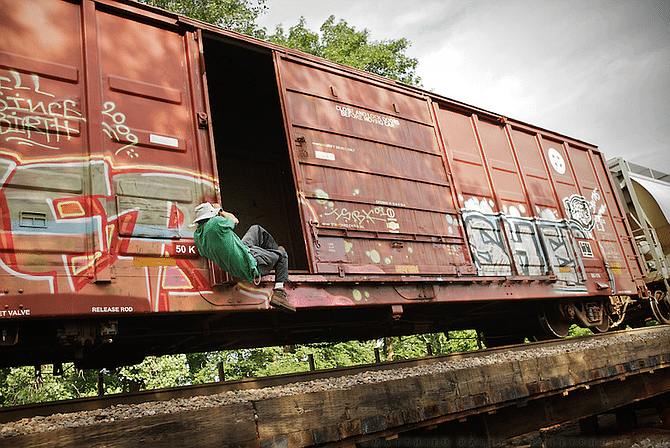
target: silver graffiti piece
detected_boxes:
[462,211,512,277]
[562,194,594,231]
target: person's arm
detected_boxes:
[218,209,239,226]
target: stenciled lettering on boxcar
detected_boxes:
[0,70,84,150]
[335,105,401,128]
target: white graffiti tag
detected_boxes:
[102,102,139,158]
[324,206,396,230]
[562,189,607,233]
[0,70,84,150]
[563,194,594,231]
[589,189,607,232]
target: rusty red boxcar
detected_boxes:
[0,0,660,368]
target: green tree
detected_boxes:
[269,16,421,86]
[141,1,421,85]
[0,365,102,406]
[116,355,191,390]
[383,331,480,361]
[138,0,268,38]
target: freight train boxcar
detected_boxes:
[609,158,670,324]
[0,0,655,368]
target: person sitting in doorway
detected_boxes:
[191,202,295,312]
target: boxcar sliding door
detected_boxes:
[275,55,474,279]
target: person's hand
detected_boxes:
[219,209,239,225]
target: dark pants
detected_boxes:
[241,225,289,283]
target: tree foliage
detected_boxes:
[0,366,99,406]
[138,1,421,86]
[1,333,484,406]
[138,0,268,38]
[269,16,421,86]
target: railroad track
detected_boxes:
[2,325,668,428]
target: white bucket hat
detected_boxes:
[190,203,219,227]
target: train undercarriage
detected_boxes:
[0,287,661,369]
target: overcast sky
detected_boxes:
[257,0,670,174]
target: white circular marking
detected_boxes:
[548,148,566,174]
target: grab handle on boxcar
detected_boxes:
[309,220,320,248]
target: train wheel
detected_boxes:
[651,291,670,325]
[590,317,610,333]
[539,308,571,338]
[590,305,611,333]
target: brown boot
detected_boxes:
[269,288,296,313]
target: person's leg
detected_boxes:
[241,225,279,250]
[243,225,288,282]
[268,249,291,311]
[246,246,279,278]
[273,249,289,283]
[242,225,294,312]
[248,247,288,283]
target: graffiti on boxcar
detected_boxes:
[562,189,608,234]
[563,194,594,231]
[462,196,495,214]
[312,188,401,233]
[0,70,54,97]
[534,205,561,221]
[101,101,139,158]
[459,191,592,285]
[504,217,547,276]
[324,205,398,231]
[538,222,580,284]
[0,151,216,311]
[462,211,512,276]
[0,70,84,150]
[0,70,142,158]
[501,203,528,217]
[589,189,607,232]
